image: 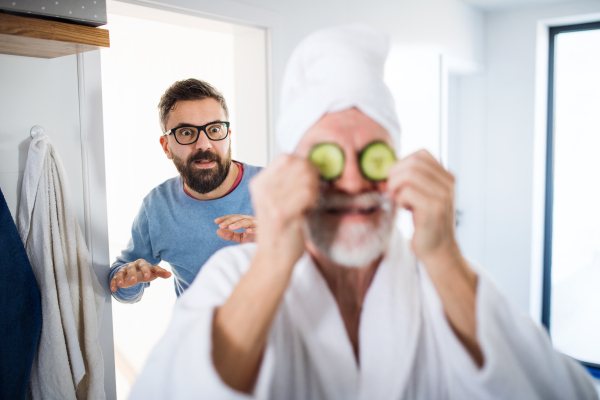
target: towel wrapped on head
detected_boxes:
[276,24,401,154]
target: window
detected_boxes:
[543,21,600,378]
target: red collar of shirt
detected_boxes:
[183,161,244,200]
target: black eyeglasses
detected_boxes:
[164,121,230,145]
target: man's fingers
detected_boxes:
[389,157,451,193]
[227,217,257,231]
[240,233,257,244]
[110,271,125,291]
[115,271,125,289]
[217,214,243,227]
[155,267,172,279]
[217,228,243,244]
[388,168,447,202]
[125,262,139,285]
[110,276,119,292]
[387,151,455,215]
[217,214,247,229]
[140,263,152,280]
[394,185,431,215]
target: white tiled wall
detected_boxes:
[0,53,85,234]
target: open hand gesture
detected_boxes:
[110,259,172,292]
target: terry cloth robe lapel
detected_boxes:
[285,229,421,400]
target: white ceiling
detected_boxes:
[461,0,578,11]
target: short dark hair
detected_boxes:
[158,78,229,133]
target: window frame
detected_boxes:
[542,20,600,379]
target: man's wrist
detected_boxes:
[254,245,299,279]
[420,243,477,290]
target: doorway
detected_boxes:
[100,2,269,397]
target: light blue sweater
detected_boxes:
[109,163,261,303]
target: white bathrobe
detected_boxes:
[17,133,105,400]
[130,229,597,400]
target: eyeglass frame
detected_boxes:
[163,121,231,145]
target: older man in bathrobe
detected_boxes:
[129,25,597,400]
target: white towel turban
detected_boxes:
[276,24,401,154]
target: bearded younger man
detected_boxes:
[109,79,261,303]
[129,26,597,399]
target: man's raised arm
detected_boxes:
[212,155,320,393]
[388,150,483,367]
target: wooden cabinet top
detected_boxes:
[0,13,109,58]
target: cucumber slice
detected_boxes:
[359,141,396,181]
[309,143,345,181]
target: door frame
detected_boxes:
[78,1,281,397]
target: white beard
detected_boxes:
[304,192,395,268]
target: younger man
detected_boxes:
[109,79,261,303]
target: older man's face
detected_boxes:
[295,108,396,267]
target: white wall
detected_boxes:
[234,0,485,125]
[233,25,269,164]
[0,54,85,226]
[122,0,485,140]
[454,0,600,317]
[386,47,443,160]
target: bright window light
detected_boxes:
[547,26,600,367]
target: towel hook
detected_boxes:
[30,125,45,139]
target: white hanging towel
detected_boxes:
[17,133,105,400]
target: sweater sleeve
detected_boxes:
[109,203,159,304]
[128,244,267,400]
[422,265,598,400]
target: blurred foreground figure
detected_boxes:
[130,25,597,400]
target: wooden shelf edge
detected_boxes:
[0,13,109,59]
